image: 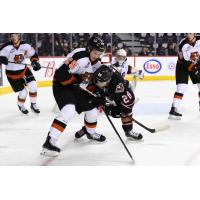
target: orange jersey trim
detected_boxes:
[6,67,28,80]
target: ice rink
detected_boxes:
[1,80,200,166]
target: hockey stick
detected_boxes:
[79,86,134,161]
[80,86,169,134]
[131,118,169,133]
[104,111,134,161]
[8,61,54,69]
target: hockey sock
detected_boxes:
[84,119,97,134]
[17,88,28,107]
[84,108,98,134]
[121,115,133,132]
[29,92,37,104]
[49,119,67,144]
[172,92,183,109]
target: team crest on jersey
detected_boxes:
[115,83,124,93]
[14,54,24,63]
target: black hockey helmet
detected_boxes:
[93,65,113,87]
[87,36,105,52]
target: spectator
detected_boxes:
[156,43,166,56]
[102,33,111,45]
[145,33,154,46]
[138,47,149,56]
[167,43,177,56]
[124,46,132,56]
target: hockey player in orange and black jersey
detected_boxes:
[169,33,200,120]
[75,65,143,141]
[41,36,107,156]
[0,33,41,114]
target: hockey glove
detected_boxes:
[0,56,8,65]
[104,105,121,118]
[31,61,41,71]
[134,69,144,79]
[93,96,106,107]
[192,66,200,80]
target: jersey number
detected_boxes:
[64,57,77,70]
[122,91,133,104]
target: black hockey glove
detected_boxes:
[192,66,200,80]
[104,105,121,118]
[0,56,8,65]
[31,61,41,71]
[93,96,106,107]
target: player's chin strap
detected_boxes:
[80,86,170,134]
[8,61,53,69]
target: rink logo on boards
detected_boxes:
[168,62,176,71]
[143,59,162,74]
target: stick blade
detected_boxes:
[155,124,170,133]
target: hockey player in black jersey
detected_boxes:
[169,33,200,120]
[41,36,107,157]
[75,64,143,141]
[0,33,41,114]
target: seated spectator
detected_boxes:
[167,43,177,56]
[145,33,154,46]
[72,33,80,44]
[172,33,177,43]
[38,34,52,56]
[156,43,166,56]
[102,33,111,45]
[138,47,149,56]
[112,33,122,46]
[124,45,132,56]
[156,35,163,45]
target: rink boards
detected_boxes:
[0,56,177,95]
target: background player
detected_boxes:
[169,33,200,120]
[0,33,41,114]
[112,48,144,91]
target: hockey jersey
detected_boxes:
[179,36,200,62]
[0,41,39,79]
[98,69,134,114]
[111,58,132,78]
[178,36,200,71]
[54,48,101,86]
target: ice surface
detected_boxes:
[0,81,200,166]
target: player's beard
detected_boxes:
[12,39,20,47]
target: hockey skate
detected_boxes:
[75,126,87,138]
[86,132,106,142]
[125,130,143,140]
[31,103,40,113]
[75,126,106,142]
[40,134,60,157]
[168,106,182,120]
[18,105,29,114]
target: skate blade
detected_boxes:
[87,139,107,144]
[40,148,59,157]
[168,115,181,120]
[126,137,144,143]
[31,109,40,114]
